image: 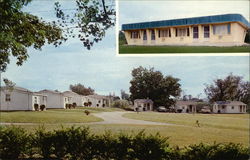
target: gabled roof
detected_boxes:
[176,100,197,105]
[1,86,32,92]
[214,101,246,105]
[87,94,108,99]
[122,14,250,30]
[38,89,62,94]
[63,91,80,96]
[134,99,153,103]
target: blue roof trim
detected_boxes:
[122,14,250,30]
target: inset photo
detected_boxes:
[118,1,250,54]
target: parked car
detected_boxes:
[157,106,167,112]
[200,106,211,113]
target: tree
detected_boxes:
[0,0,65,72]
[111,99,130,109]
[120,89,129,101]
[129,66,181,108]
[69,83,94,95]
[55,0,115,49]
[204,73,250,106]
[119,31,127,45]
[0,0,115,72]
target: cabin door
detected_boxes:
[143,30,147,44]
[193,26,199,39]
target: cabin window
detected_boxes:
[98,100,101,103]
[158,29,171,37]
[213,24,230,35]
[193,26,199,38]
[131,31,140,39]
[204,25,210,38]
[143,30,147,40]
[5,94,11,101]
[151,30,155,40]
[176,28,188,37]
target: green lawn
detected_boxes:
[0,107,125,123]
[123,112,248,131]
[119,45,250,53]
[0,110,248,147]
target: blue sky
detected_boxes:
[1,0,249,98]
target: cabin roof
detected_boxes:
[134,99,153,103]
[122,14,250,30]
[214,101,246,105]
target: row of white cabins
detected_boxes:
[0,86,248,114]
[0,86,112,111]
[133,99,247,114]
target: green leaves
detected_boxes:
[0,0,115,72]
[130,66,181,108]
[55,0,115,50]
[0,0,65,72]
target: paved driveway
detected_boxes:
[92,111,171,125]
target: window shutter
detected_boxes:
[187,28,190,36]
[213,26,215,35]
[131,32,132,38]
[158,30,160,38]
[169,29,171,37]
[175,28,177,37]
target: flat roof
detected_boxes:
[122,14,250,30]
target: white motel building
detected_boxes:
[122,14,250,46]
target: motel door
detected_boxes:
[143,30,147,44]
[193,26,199,39]
[32,96,40,107]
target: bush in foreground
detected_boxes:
[0,126,248,160]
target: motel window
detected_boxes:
[213,24,230,35]
[130,31,140,39]
[151,30,155,40]
[193,26,199,38]
[176,28,188,37]
[5,94,11,101]
[143,30,147,40]
[159,29,171,38]
[204,25,210,38]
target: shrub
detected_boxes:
[0,126,30,159]
[112,99,130,109]
[72,103,77,108]
[40,105,46,111]
[68,104,73,109]
[33,127,54,159]
[84,110,90,115]
[0,126,249,160]
[34,103,39,111]
[88,101,92,106]
[83,102,89,107]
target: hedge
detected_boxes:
[0,126,248,160]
